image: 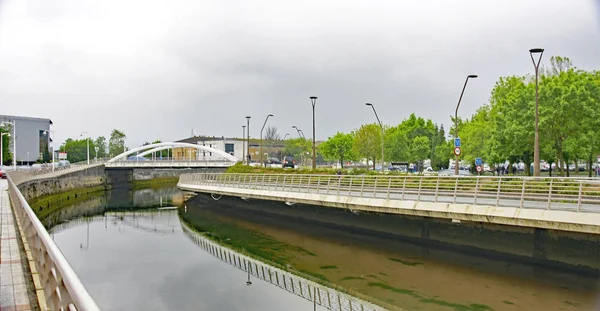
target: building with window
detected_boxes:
[0,115,52,165]
[173,136,245,161]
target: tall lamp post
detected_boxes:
[309,96,318,169]
[246,116,251,164]
[1,121,16,170]
[283,133,289,140]
[1,132,10,169]
[242,125,246,164]
[454,75,478,175]
[260,114,274,166]
[366,103,385,171]
[81,132,90,164]
[530,48,544,177]
[43,130,55,171]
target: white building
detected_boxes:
[0,115,53,164]
[175,136,245,162]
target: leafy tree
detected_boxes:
[108,129,126,157]
[60,138,96,163]
[0,126,12,166]
[319,132,356,168]
[353,123,381,169]
[410,136,431,163]
[457,106,492,164]
[283,138,311,160]
[94,136,107,158]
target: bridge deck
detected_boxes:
[0,180,36,310]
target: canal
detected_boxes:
[40,185,599,311]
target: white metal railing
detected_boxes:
[6,175,100,311]
[105,160,233,168]
[8,162,106,186]
[181,222,383,311]
[178,173,600,212]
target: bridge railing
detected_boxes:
[105,160,233,167]
[181,222,383,311]
[6,175,100,311]
[178,173,600,212]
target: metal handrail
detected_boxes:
[6,176,100,311]
[178,173,600,212]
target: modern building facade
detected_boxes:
[174,136,245,161]
[0,115,52,164]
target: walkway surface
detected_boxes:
[0,179,34,311]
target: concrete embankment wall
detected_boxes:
[106,167,226,186]
[18,165,107,201]
[191,193,600,274]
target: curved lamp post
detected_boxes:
[454,74,478,175]
[530,48,544,176]
[260,114,274,166]
[366,103,384,171]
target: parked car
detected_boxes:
[0,169,6,179]
[58,160,71,167]
[282,156,296,168]
[264,158,283,168]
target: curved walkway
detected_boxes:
[0,180,36,311]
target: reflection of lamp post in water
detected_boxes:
[80,217,90,250]
[245,262,252,286]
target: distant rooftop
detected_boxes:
[0,114,53,124]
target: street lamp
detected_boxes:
[0,120,16,170]
[246,116,251,164]
[242,125,246,164]
[530,48,544,177]
[292,126,305,139]
[1,132,10,169]
[260,114,273,167]
[454,74,478,175]
[309,96,318,169]
[283,133,289,140]
[366,103,385,171]
[43,130,55,171]
[81,132,90,164]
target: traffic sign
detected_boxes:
[453,147,461,156]
[476,165,483,173]
[454,138,461,147]
[475,158,483,166]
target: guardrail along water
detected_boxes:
[178,173,600,212]
[7,175,100,311]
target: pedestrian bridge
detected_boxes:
[178,173,600,234]
[105,141,239,168]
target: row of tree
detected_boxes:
[59,129,127,163]
[302,56,599,176]
[456,56,600,176]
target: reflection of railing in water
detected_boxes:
[50,211,179,235]
[181,222,384,311]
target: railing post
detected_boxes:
[348,177,354,196]
[547,179,553,210]
[290,175,294,192]
[283,175,287,192]
[261,174,265,190]
[434,176,440,202]
[387,177,392,200]
[496,177,502,207]
[520,179,526,209]
[372,176,378,198]
[317,176,321,194]
[577,180,583,212]
[326,176,331,195]
[453,177,459,204]
[417,176,423,201]
[360,176,365,196]
[401,177,407,200]
[473,178,480,204]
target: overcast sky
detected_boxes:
[1,0,599,148]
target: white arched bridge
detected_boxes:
[104,142,240,168]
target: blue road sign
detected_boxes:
[454,138,461,147]
[475,158,483,166]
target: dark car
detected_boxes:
[1,170,6,179]
[282,156,296,168]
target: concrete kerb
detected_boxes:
[177,183,600,235]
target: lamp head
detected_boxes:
[529,48,544,54]
[365,103,372,106]
[309,96,317,100]
[468,75,478,79]
[246,116,251,119]
[268,114,273,117]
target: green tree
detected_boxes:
[60,138,95,163]
[353,123,381,169]
[95,136,107,158]
[410,136,431,163]
[108,129,127,157]
[283,138,311,160]
[0,125,12,166]
[319,132,356,168]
